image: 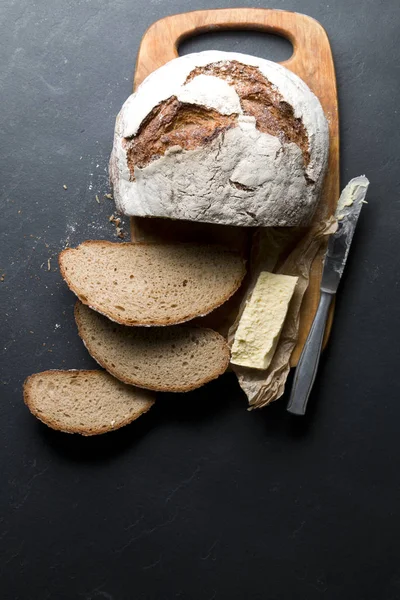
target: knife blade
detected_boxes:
[321,175,370,294]
[287,175,370,416]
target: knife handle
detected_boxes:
[287,291,334,416]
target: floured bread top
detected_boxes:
[110,51,329,227]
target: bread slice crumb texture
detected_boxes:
[23,370,155,436]
[75,302,230,392]
[59,241,246,326]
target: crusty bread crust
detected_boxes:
[110,51,329,227]
[23,370,155,436]
[74,302,230,392]
[59,240,246,327]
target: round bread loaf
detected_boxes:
[110,50,329,227]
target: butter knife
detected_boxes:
[287,175,370,416]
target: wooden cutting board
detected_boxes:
[129,8,339,366]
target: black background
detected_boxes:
[1,0,400,598]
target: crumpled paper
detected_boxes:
[228,217,337,409]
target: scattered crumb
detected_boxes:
[105,193,113,200]
[361,200,368,204]
[109,213,126,238]
[29,331,34,334]
[0,274,5,282]
[18,210,21,214]
[95,194,100,204]
[47,258,51,271]
[63,184,68,190]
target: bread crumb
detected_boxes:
[95,194,100,204]
[109,213,126,238]
[0,273,5,282]
[105,193,113,200]
[47,258,51,271]
[63,184,68,190]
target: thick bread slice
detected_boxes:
[23,370,155,436]
[75,301,230,392]
[59,241,246,326]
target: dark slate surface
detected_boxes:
[1,0,399,598]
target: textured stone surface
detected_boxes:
[1,1,399,598]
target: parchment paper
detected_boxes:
[228,218,337,409]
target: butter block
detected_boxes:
[231,272,298,370]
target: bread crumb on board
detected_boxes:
[0,273,5,282]
[109,214,126,238]
[63,184,68,190]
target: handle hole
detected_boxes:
[179,30,293,63]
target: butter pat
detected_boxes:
[231,272,298,370]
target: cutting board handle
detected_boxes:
[134,8,330,87]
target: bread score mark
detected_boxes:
[123,60,310,183]
[186,61,310,168]
[124,98,238,180]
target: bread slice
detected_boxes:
[75,301,230,392]
[23,370,155,435]
[59,241,246,326]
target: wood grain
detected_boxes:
[130,8,339,365]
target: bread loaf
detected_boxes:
[110,50,329,227]
[23,370,155,435]
[75,302,230,392]
[59,241,246,326]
